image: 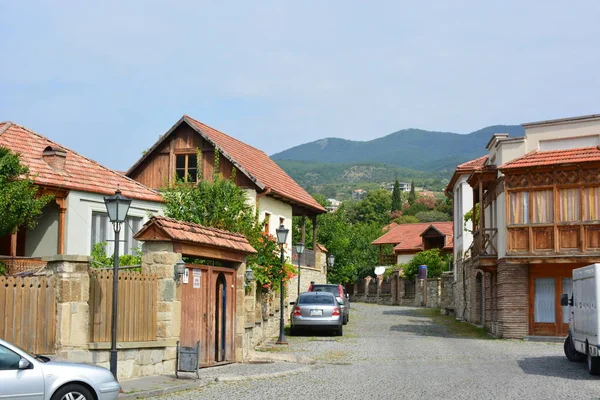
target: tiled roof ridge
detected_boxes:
[457,155,488,170]
[2,122,162,199]
[184,115,268,156]
[154,216,248,239]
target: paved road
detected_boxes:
[158,303,600,399]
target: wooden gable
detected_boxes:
[128,122,257,191]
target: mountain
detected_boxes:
[272,125,525,173]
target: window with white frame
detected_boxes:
[91,212,143,257]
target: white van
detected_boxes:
[562,263,600,374]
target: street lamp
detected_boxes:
[275,223,289,345]
[295,242,305,297]
[327,253,335,268]
[104,188,132,380]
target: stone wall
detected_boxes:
[288,265,327,301]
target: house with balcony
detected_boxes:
[447,113,600,339]
[0,122,164,274]
[371,222,453,266]
[125,115,327,289]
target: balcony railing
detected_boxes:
[0,256,47,275]
[472,228,498,257]
[380,254,396,266]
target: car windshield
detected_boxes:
[312,286,339,295]
[299,295,335,305]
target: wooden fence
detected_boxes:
[89,270,158,343]
[0,275,56,354]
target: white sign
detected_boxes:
[182,268,190,284]
[193,269,201,289]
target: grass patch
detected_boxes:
[315,350,349,363]
[415,308,493,339]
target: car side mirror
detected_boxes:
[18,358,31,370]
[560,293,570,307]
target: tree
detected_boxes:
[352,189,391,225]
[0,147,52,237]
[403,249,448,280]
[394,215,419,225]
[408,180,416,206]
[391,180,402,212]
[414,210,452,222]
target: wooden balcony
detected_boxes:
[292,248,317,269]
[473,228,498,257]
[379,254,396,266]
[0,256,47,275]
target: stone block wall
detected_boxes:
[497,262,528,338]
[288,265,327,301]
[425,278,441,308]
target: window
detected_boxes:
[559,188,580,222]
[509,191,529,224]
[175,154,198,183]
[583,187,600,221]
[91,212,143,256]
[531,190,553,223]
[0,345,21,370]
[264,213,271,234]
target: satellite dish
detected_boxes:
[374,266,386,276]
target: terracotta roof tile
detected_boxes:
[445,156,488,196]
[500,146,600,170]
[371,222,454,252]
[184,116,326,213]
[0,122,163,202]
[135,216,256,254]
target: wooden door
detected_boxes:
[180,265,236,367]
[529,264,581,336]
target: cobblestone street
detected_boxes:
[157,303,599,400]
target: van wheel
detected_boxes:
[588,351,600,375]
[564,335,585,362]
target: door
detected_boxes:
[529,264,580,336]
[0,345,44,400]
[180,264,237,367]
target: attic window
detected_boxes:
[175,154,197,183]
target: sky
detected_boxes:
[1,1,599,171]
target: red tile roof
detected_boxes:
[500,146,600,170]
[0,122,163,202]
[184,116,326,213]
[371,222,454,253]
[445,155,488,196]
[134,216,256,254]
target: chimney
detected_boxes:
[42,146,67,171]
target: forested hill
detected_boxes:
[271,125,524,173]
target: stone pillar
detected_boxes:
[45,255,91,362]
[364,276,371,296]
[376,275,383,297]
[235,262,246,362]
[398,276,406,304]
[415,279,425,307]
[141,241,181,371]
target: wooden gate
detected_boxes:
[180,265,236,367]
[0,275,56,354]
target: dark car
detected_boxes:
[308,283,350,325]
[290,292,343,336]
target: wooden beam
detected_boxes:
[10,232,17,257]
[312,215,318,249]
[173,242,247,263]
[301,215,306,245]
[57,200,66,255]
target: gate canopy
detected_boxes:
[134,216,256,263]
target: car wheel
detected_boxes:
[342,314,348,325]
[336,325,343,336]
[51,384,94,400]
[588,350,600,375]
[564,335,585,362]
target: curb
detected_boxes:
[119,380,212,399]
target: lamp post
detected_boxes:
[104,188,132,380]
[275,223,289,345]
[295,242,304,297]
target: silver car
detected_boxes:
[308,283,350,325]
[0,338,120,400]
[290,291,343,336]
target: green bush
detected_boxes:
[403,249,445,280]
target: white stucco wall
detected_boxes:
[524,118,600,152]
[64,190,164,257]
[257,195,293,261]
[396,253,414,265]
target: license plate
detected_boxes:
[310,309,323,316]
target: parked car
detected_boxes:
[290,292,343,336]
[0,338,120,400]
[308,283,350,325]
